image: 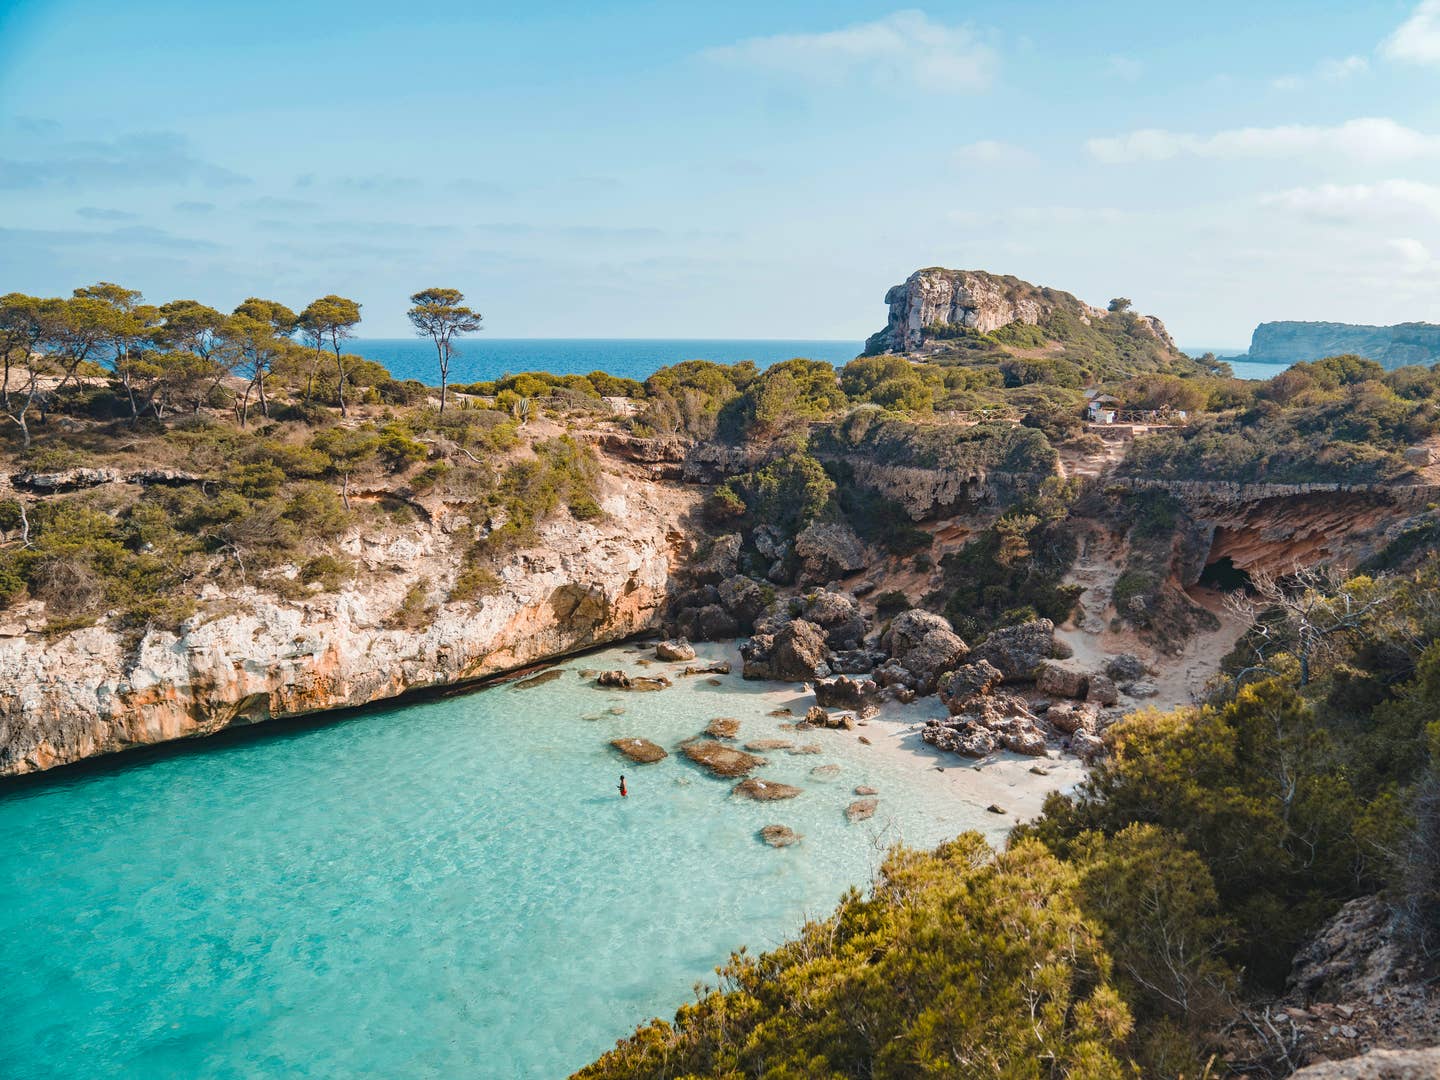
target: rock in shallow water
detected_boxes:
[610,738,667,764]
[732,777,802,801]
[810,763,841,779]
[682,740,766,777]
[655,639,696,662]
[744,738,794,751]
[704,717,740,739]
[846,797,878,822]
[513,669,563,689]
[759,824,802,847]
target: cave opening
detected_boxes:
[1198,556,1253,593]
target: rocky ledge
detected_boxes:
[0,485,685,778]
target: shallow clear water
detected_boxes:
[0,644,1056,1079]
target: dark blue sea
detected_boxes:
[354,338,863,385]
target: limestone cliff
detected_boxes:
[0,476,694,777]
[863,267,1178,358]
[1246,320,1440,370]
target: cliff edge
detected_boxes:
[1247,320,1440,370]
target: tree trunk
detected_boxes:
[334,344,347,417]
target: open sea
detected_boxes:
[353,338,1289,384]
[0,642,1077,1079]
[353,339,864,386]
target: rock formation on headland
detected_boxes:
[863,266,1177,357]
[1246,320,1440,370]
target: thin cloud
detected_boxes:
[1263,179,1440,223]
[1088,117,1440,164]
[1105,55,1143,81]
[0,132,247,190]
[954,139,1031,164]
[1383,1,1440,64]
[76,206,140,222]
[702,10,996,92]
[1272,54,1368,90]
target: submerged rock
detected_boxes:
[787,743,824,755]
[810,763,841,779]
[854,785,878,796]
[682,739,766,777]
[744,738,794,751]
[759,824,802,847]
[732,777,802,800]
[846,797,878,822]
[682,660,731,676]
[704,717,740,739]
[611,738,668,764]
[513,668,563,689]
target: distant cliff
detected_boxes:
[863,267,1193,377]
[1246,320,1440,370]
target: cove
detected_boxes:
[0,643,1079,1078]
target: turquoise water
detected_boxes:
[352,338,863,386]
[0,643,1057,1079]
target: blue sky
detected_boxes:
[4,1,1440,345]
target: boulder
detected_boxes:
[1001,729,1048,756]
[803,705,829,726]
[1104,653,1150,682]
[691,532,742,583]
[900,627,970,693]
[740,619,831,682]
[596,670,632,688]
[1071,730,1106,762]
[846,797,878,822]
[611,738,668,764]
[1035,661,1087,699]
[794,521,867,584]
[759,824,802,847]
[1045,702,1094,736]
[1085,674,1119,707]
[830,648,884,674]
[938,660,1005,713]
[881,609,955,657]
[682,739,766,777]
[704,717,740,739]
[1290,1048,1440,1079]
[675,604,741,643]
[752,524,789,562]
[655,639,696,662]
[873,659,915,690]
[800,590,867,650]
[814,675,879,710]
[1123,680,1159,698]
[717,575,768,628]
[973,619,1058,682]
[732,777,803,801]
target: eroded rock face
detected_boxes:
[1035,661,1087,699]
[800,591,867,650]
[0,494,680,778]
[814,675,879,710]
[938,660,1004,713]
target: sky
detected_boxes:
[4,1,1440,346]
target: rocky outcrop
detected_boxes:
[0,482,686,778]
[1246,320,1440,370]
[682,740,766,777]
[1289,1048,1440,1078]
[732,777,801,800]
[865,268,1104,353]
[863,267,1176,357]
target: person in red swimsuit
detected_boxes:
[618,775,627,797]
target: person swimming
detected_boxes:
[618,775,627,798]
